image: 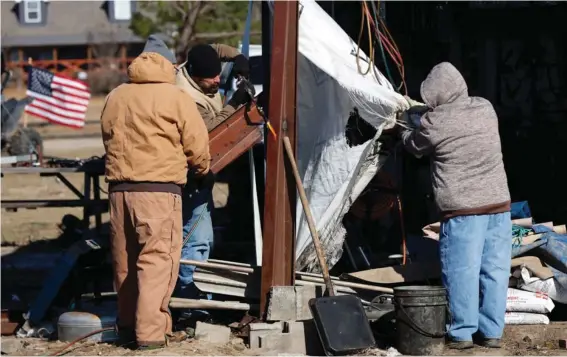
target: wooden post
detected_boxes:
[22,57,33,128]
[17,49,24,89]
[52,47,58,72]
[120,44,127,70]
[259,0,299,318]
[87,45,93,71]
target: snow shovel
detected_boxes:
[283,136,376,355]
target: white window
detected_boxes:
[24,0,42,24]
[113,0,132,21]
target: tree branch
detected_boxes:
[193,31,261,41]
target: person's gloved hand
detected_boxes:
[196,170,215,191]
[232,54,250,79]
[228,85,252,108]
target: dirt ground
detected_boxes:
[2,88,566,356]
[2,333,566,356]
[1,335,256,356]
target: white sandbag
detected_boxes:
[506,288,555,314]
[505,312,550,325]
[514,266,567,304]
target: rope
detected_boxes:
[512,224,533,248]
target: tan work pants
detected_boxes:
[109,191,182,346]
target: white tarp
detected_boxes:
[290,0,409,271]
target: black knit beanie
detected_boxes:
[185,44,221,78]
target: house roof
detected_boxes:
[1,1,144,47]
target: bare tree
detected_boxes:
[86,28,121,70]
[131,1,261,63]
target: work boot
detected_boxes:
[166,331,188,345]
[481,338,502,348]
[446,340,474,350]
[136,342,165,351]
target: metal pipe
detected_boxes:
[299,276,394,294]
[180,259,254,274]
[169,298,254,311]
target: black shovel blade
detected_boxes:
[309,294,376,356]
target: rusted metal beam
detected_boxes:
[208,104,264,174]
[260,0,299,317]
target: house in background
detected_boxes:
[1,0,145,77]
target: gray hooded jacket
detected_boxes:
[402,62,511,218]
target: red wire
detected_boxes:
[362,1,407,94]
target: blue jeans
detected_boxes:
[175,187,214,301]
[440,212,512,341]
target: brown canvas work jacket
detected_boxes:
[101,52,211,188]
[176,44,241,131]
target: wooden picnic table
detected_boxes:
[1,162,108,234]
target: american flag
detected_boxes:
[25,66,91,129]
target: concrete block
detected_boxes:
[248,321,285,349]
[252,321,322,355]
[194,321,231,344]
[260,333,306,355]
[286,320,324,355]
[559,339,567,349]
[295,285,323,320]
[266,286,297,321]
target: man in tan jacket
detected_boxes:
[101,35,210,349]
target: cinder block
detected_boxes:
[248,321,284,349]
[286,320,323,355]
[260,333,306,355]
[266,286,297,321]
[560,339,567,349]
[253,321,321,355]
[295,285,323,320]
[194,321,231,344]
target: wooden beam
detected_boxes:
[208,103,264,174]
[87,46,93,71]
[259,0,299,317]
[120,44,127,70]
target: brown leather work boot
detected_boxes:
[481,338,502,348]
[166,331,188,346]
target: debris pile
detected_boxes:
[505,288,555,325]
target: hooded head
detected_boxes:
[420,62,468,108]
[128,34,176,84]
[143,34,176,64]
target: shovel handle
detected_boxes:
[283,136,335,296]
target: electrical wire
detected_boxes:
[369,1,395,85]
[48,327,115,356]
[357,1,408,95]
[356,3,374,76]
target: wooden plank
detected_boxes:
[260,0,299,318]
[1,199,107,209]
[208,104,264,174]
